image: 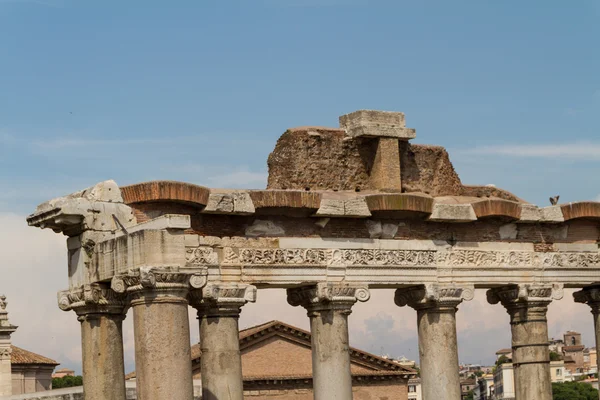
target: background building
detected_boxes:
[0,296,59,396]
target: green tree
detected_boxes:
[549,351,561,361]
[552,381,598,400]
[465,390,474,400]
[52,375,83,389]
[495,355,511,366]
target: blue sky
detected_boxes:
[0,0,599,373]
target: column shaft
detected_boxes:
[417,308,461,400]
[595,312,600,390]
[395,285,472,400]
[488,285,562,400]
[80,314,126,400]
[199,314,243,400]
[510,310,552,400]
[573,286,600,400]
[190,283,257,400]
[58,284,127,400]
[309,308,353,400]
[288,283,370,400]
[132,298,193,400]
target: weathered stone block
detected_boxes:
[428,203,477,222]
[339,110,416,139]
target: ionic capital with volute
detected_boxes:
[189,283,257,317]
[287,283,370,316]
[574,286,600,314]
[394,284,474,312]
[58,283,126,321]
[110,266,208,306]
[487,283,564,323]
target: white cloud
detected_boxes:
[456,143,600,160]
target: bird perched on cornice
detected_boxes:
[549,195,560,206]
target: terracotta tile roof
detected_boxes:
[10,346,59,366]
[131,320,416,380]
[244,371,409,381]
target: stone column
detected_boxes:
[395,284,473,400]
[487,284,563,400]
[0,296,17,397]
[574,285,600,399]
[287,283,370,400]
[111,267,208,400]
[58,284,127,400]
[189,283,257,400]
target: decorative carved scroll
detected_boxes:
[487,284,564,322]
[57,283,126,317]
[110,266,208,295]
[189,283,257,317]
[287,283,370,314]
[394,284,474,311]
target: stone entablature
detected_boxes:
[25,109,600,400]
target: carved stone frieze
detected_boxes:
[394,284,474,311]
[287,283,370,314]
[573,286,600,313]
[110,266,208,299]
[189,283,257,317]
[188,246,600,269]
[186,246,219,267]
[57,283,126,317]
[487,284,564,323]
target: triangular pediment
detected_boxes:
[190,320,414,378]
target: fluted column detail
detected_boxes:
[58,284,127,400]
[487,284,563,400]
[287,283,370,400]
[574,285,600,400]
[111,266,208,400]
[395,284,473,400]
[189,283,257,400]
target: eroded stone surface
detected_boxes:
[245,220,285,237]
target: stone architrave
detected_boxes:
[57,284,127,400]
[111,267,208,400]
[574,285,600,395]
[487,284,564,400]
[395,284,474,400]
[189,283,257,400]
[287,283,370,400]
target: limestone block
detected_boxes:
[499,223,518,240]
[314,197,371,217]
[314,199,344,216]
[85,180,123,203]
[232,192,255,214]
[204,193,234,213]
[428,203,477,222]
[366,220,382,239]
[203,192,256,215]
[344,197,372,217]
[27,180,136,236]
[540,206,565,223]
[519,204,542,223]
[339,110,416,139]
[245,220,285,237]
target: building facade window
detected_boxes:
[409,385,416,393]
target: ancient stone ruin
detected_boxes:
[27,110,600,400]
